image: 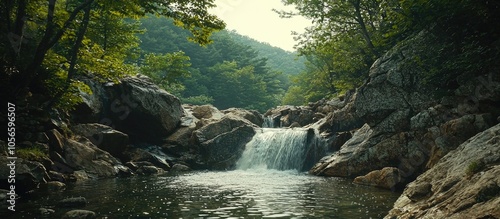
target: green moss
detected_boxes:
[466,160,486,176]
[17,147,48,161]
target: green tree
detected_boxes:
[1,0,225,109]
[141,51,191,91]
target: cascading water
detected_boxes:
[236,127,326,171]
[262,116,279,128]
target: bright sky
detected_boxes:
[209,0,311,52]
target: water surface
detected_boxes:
[16,170,400,218]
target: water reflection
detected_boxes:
[16,170,400,218]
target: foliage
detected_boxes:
[138,17,291,112]
[280,0,500,104]
[466,160,486,177]
[17,146,48,161]
[141,51,191,90]
[228,30,305,76]
[0,0,225,110]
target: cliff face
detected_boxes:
[300,29,500,216]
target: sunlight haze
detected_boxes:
[210,0,311,52]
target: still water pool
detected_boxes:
[16,170,400,218]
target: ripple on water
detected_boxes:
[15,169,400,218]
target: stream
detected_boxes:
[15,127,400,218]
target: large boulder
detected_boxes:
[0,156,50,194]
[63,137,127,178]
[386,123,500,219]
[309,124,429,178]
[222,108,264,127]
[71,123,129,159]
[193,115,257,170]
[105,76,183,142]
[264,105,315,127]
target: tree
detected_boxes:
[141,51,191,91]
[0,0,225,108]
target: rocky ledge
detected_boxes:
[386,123,500,219]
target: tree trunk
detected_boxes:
[352,0,379,57]
[47,2,92,109]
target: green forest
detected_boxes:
[1,0,499,112]
[137,16,305,112]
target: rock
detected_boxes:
[46,181,66,191]
[136,166,164,175]
[58,197,87,208]
[107,76,183,143]
[170,164,191,173]
[46,129,64,154]
[289,122,301,128]
[426,114,494,168]
[61,210,96,219]
[194,115,257,170]
[72,76,106,123]
[386,124,500,219]
[222,108,264,127]
[36,132,50,143]
[192,104,225,120]
[63,137,126,178]
[70,170,90,181]
[124,147,171,170]
[353,167,404,190]
[71,123,129,158]
[0,156,50,194]
[39,208,55,217]
[48,170,67,183]
[309,124,429,179]
[264,106,315,127]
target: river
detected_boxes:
[15,127,400,218]
[16,169,399,218]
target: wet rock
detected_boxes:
[61,210,96,219]
[58,197,87,208]
[136,166,164,175]
[71,123,129,158]
[194,115,257,170]
[39,208,55,217]
[124,147,171,170]
[353,167,403,190]
[46,181,66,191]
[170,164,191,173]
[386,124,500,219]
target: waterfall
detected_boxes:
[262,116,279,128]
[236,128,326,171]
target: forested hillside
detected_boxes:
[138,16,304,112]
[227,31,305,76]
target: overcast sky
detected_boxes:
[209,0,311,52]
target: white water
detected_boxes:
[262,116,278,128]
[237,128,321,171]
